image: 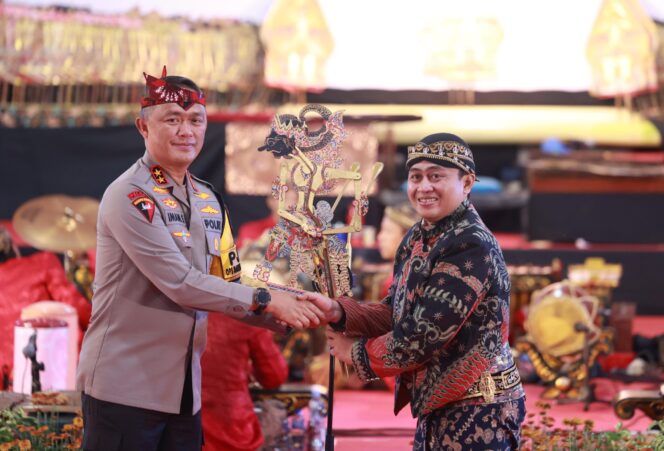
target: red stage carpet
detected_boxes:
[332,379,659,450]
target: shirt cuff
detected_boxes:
[330,305,347,331]
[351,338,379,382]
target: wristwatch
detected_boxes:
[252,287,271,315]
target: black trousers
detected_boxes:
[81,393,203,451]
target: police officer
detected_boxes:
[77,67,322,450]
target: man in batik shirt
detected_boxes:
[300,133,525,450]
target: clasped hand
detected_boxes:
[297,292,355,364]
[266,290,356,364]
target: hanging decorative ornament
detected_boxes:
[586,0,660,101]
[259,0,334,92]
[420,2,503,104]
[422,14,503,85]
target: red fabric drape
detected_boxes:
[0,252,91,376]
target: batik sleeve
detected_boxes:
[331,237,409,337]
[351,238,492,380]
[336,296,393,338]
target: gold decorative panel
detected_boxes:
[586,0,660,97]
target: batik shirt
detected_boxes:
[339,199,524,418]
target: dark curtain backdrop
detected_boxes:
[0,124,220,212]
[0,124,228,219]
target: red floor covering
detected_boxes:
[332,379,660,450]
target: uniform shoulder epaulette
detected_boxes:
[189,173,225,205]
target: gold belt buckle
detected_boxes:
[478,371,496,403]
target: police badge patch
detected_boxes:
[128,190,155,223]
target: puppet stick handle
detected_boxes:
[326,354,335,451]
[330,162,361,213]
[330,179,353,213]
[362,162,384,195]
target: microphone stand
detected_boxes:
[22,331,44,393]
[575,322,601,411]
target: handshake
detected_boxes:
[264,289,355,364]
[263,289,343,329]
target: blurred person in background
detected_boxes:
[236,196,279,251]
[202,313,288,451]
[376,202,418,298]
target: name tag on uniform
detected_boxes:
[166,212,187,224]
[203,218,221,231]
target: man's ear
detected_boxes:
[135,116,148,139]
[463,174,475,194]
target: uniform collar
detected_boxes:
[140,151,194,190]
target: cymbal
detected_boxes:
[12,195,99,252]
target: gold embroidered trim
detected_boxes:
[406,140,475,174]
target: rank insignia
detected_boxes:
[153,186,169,194]
[127,190,155,223]
[162,198,178,209]
[151,166,168,185]
[186,172,200,193]
[173,230,191,243]
[194,192,210,200]
[200,205,220,214]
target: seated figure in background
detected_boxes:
[0,226,20,263]
[376,202,419,298]
[237,187,299,260]
[202,313,288,451]
[236,195,279,251]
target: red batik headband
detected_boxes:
[140,66,206,110]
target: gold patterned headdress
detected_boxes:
[406,132,476,175]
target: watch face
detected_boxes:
[256,288,270,307]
